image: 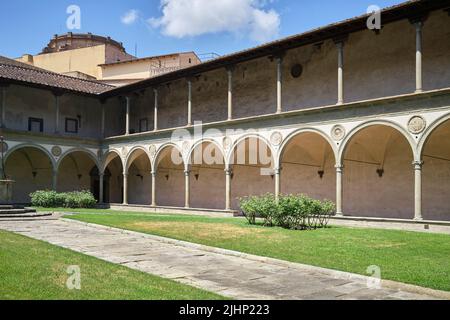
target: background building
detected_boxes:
[15,33,201,86]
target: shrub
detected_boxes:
[30,190,97,209]
[239,193,335,230]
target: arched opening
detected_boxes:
[125,149,152,205]
[189,141,226,209]
[90,167,111,203]
[422,118,450,221]
[155,145,185,207]
[4,146,53,204]
[103,151,123,204]
[342,124,414,219]
[56,151,99,197]
[230,136,274,210]
[280,132,336,201]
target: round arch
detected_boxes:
[101,150,124,204]
[417,113,450,221]
[56,148,100,171]
[125,146,153,173]
[153,143,185,171]
[279,129,337,201]
[226,133,276,168]
[418,112,450,158]
[338,120,416,164]
[4,144,55,203]
[188,139,227,210]
[278,128,338,166]
[188,139,226,166]
[339,120,415,219]
[228,134,275,210]
[5,143,56,169]
[101,150,123,173]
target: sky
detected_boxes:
[0,0,406,59]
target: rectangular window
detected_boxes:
[28,118,43,133]
[65,118,78,134]
[139,118,148,132]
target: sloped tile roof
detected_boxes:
[0,56,113,95]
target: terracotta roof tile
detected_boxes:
[0,56,113,95]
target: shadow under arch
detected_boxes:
[153,143,185,207]
[339,121,415,219]
[101,150,124,204]
[228,134,275,210]
[4,144,55,203]
[279,129,337,202]
[417,113,450,221]
[188,139,227,210]
[124,146,153,205]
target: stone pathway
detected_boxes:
[0,218,443,300]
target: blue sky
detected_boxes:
[0,0,405,59]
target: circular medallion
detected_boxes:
[97,149,103,159]
[408,116,426,134]
[270,132,283,146]
[51,146,62,157]
[290,64,303,78]
[331,125,346,141]
[0,141,8,153]
[222,137,232,150]
[121,146,128,156]
[149,144,156,158]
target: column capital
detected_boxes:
[151,170,157,176]
[409,14,428,26]
[333,34,349,46]
[99,172,105,178]
[335,164,344,170]
[184,169,191,176]
[225,65,235,73]
[123,172,128,178]
[225,167,233,175]
[274,167,282,175]
[412,160,424,169]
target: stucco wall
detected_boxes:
[157,79,188,129]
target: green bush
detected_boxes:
[239,193,335,230]
[30,190,97,209]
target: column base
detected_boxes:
[335,212,344,217]
[414,216,423,221]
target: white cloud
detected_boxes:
[121,9,139,25]
[148,0,280,43]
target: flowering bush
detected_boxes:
[239,193,335,230]
[30,190,97,208]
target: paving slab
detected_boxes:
[0,218,446,300]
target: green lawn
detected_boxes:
[0,230,223,300]
[61,209,450,292]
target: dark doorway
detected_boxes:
[90,167,111,202]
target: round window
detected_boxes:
[290,64,303,78]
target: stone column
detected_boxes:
[123,173,128,205]
[184,169,191,208]
[153,89,158,131]
[151,170,157,206]
[52,169,58,191]
[413,160,424,220]
[101,104,106,138]
[0,86,6,128]
[276,56,283,114]
[274,167,282,202]
[227,67,233,120]
[125,96,130,135]
[187,80,192,126]
[414,21,423,93]
[99,173,104,204]
[225,166,232,210]
[336,41,345,105]
[54,94,60,134]
[335,164,344,216]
